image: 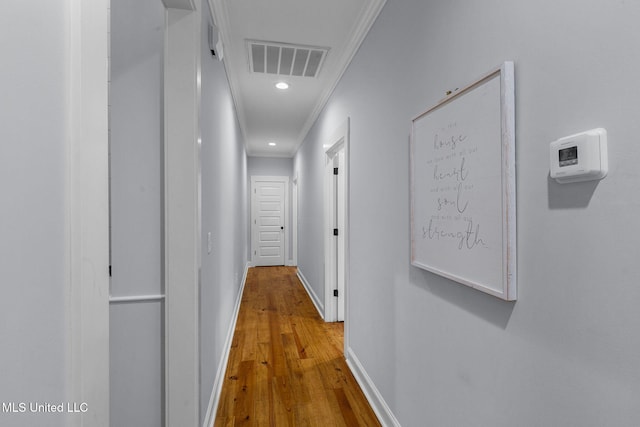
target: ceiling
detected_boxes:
[209,0,386,157]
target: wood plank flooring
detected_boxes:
[214,266,381,427]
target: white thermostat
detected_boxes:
[550,128,608,183]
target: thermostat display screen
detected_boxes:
[559,146,578,167]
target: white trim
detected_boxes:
[342,118,351,350]
[66,0,110,425]
[164,5,201,426]
[202,263,250,427]
[109,294,166,304]
[250,176,290,266]
[297,269,324,320]
[208,0,250,145]
[346,348,401,427]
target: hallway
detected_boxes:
[214,267,380,426]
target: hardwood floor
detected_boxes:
[214,266,381,427]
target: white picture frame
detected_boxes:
[410,62,516,301]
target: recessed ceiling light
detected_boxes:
[275,82,289,90]
[268,142,277,146]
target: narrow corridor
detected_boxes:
[214,266,380,426]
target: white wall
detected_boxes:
[294,1,640,425]
[294,128,327,303]
[0,2,69,426]
[247,156,293,177]
[200,8,249,425]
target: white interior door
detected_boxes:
[324,121,348,323]
[252,176,288,266]
[336,149,346,320]
[325,148,346,322]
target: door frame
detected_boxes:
[323,119,350,324]
[250,176,290,267]
[67,0,110,425]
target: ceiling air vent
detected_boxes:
[247,40,329,78]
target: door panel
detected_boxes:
[260,217,281,226]
[260,201,281,211]
[260,231,281,241]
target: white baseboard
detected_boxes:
[345,347,401,427]
[202,262,250,427]
[296,268,324,320]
